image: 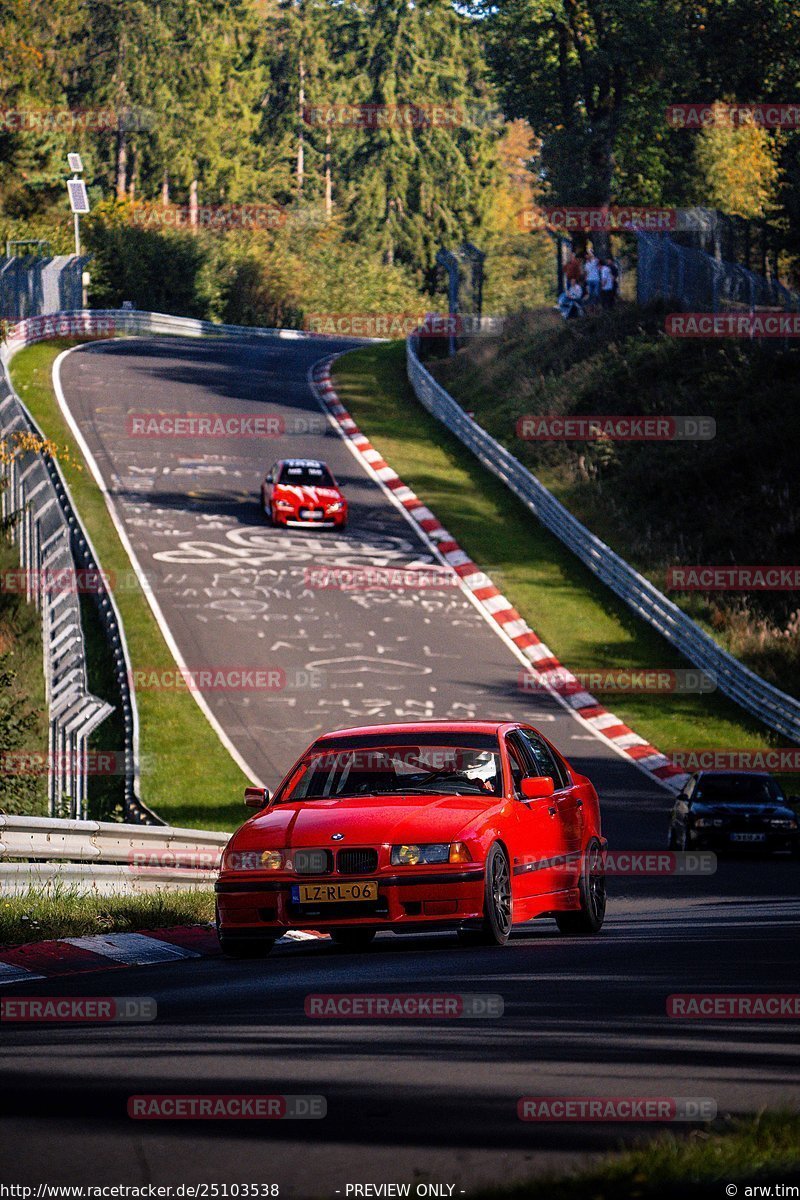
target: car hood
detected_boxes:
[230,793,496,851]
[691,802,796,820]
[274,484,342,506]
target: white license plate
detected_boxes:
[300,509,323,520]
[730,833,766,843]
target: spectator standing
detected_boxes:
[564,251,584,288]
[610,256,621,300]
[584,251,600,308]
[600,260,615,309]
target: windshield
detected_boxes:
[281,740,503,801]
[695,776,785,805]
[278,462,335,487]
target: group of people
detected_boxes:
[558,249,619,320]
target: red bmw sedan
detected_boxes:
[215,721,607,956]
[261,458,347,528]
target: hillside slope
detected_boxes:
[431,305,800,698]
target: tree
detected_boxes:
[343,0,503,283]
[483,0,690,223]
[694,102,780,220]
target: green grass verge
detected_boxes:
[9,339,247,830]
[0,534,48,816]
[332,343,800,791]
[0,885,214,947]
[470,1112,800,1199]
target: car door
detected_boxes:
[516,728,583,891]
[505,731,570,902]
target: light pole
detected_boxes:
[66,152,90,258]
[66,153,91,306]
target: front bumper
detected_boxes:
[690,827,799,853]
[285,517,341,527]
[215,868,485,934]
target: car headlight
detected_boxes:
[770,818,798,829]
[391,842,471,865]
[326,500,344,512]
[694,818,724,828]
[275,499,294,510]
[221,846,268,872]
[261,849,287,869]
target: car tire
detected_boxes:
[459,843,513,947]
[555,837,606,936]
[330,930,376,950]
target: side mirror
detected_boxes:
[520,775,555,800]
[244,786,272,810]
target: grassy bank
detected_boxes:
[0,534,48,816]
[0,886,215,947]
[9,339,247,830]
[472,1112,800,1199]
[332,343,799,789]
[432,304,800,700]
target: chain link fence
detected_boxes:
[636,229,799,316]
[0,255,89,321]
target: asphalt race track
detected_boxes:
[1,335,798,1193]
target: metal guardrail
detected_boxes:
[0,313,154,822]
[3,308,310,356]
[406,335,800,744]
[0,813,228,894]
[0,308,317,824]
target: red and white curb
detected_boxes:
[310,357,687,793]
[0,926,327,987]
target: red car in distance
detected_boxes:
[215,721,607,956]
[262,458,347,528]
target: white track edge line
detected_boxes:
[52,345,267,790]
